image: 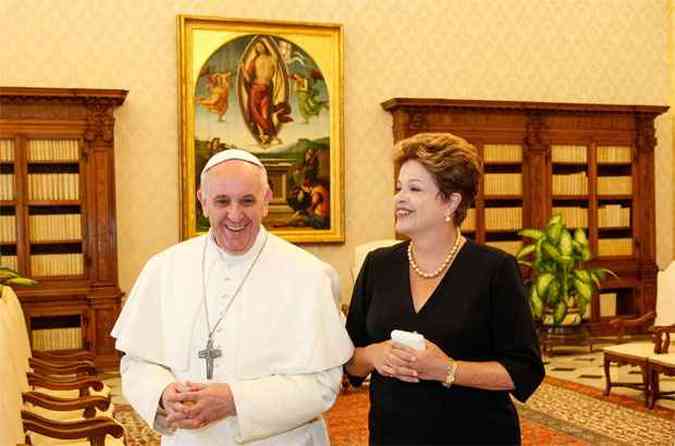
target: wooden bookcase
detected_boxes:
[382,98,667,336]
[0,87,127,368]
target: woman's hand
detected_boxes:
[391,339,450,382]
[367,340,419,383]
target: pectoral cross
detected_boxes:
[198,337,222,380]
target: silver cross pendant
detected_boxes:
[198,337,222,380]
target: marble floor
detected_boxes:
[100,342,675,411]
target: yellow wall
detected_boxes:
[2,0,671,304]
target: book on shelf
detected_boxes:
[484,207,522,231]
[598,238,633,256]
[0,174,14,200]
[552,172,588,195]
[32,327,82,351]
[597,146,631,164]
[27,173,80,200]
[29,214,82,241]
[484,173,522,195]
[598,176,632,195]
[552,207,588,228]
[0,215,16,242]
[28,139,79,162]
[31,253,84,276]
[598,204,630,228]
[0,255,17,270]
[599,292,618,318]
[551,145,587,163]
[0,139,14,161]
[462,208,476,231]
[483,144,522,163]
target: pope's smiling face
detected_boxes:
[198,160,271,254]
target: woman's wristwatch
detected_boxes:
[442,357,457,388]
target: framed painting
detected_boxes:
[178,15,344,243]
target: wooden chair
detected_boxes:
[0,297,125,445]
[647,325,675,408]
[602,311,656,406]
[1,286,111,399]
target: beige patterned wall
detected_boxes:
[2,0,671,304]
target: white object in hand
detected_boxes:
[391,329,426,351]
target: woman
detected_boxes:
[345,133,544,445]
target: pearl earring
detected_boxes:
[445,214,451,223]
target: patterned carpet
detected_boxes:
[113,376,675,445]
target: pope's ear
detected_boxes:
[197,188,208,218]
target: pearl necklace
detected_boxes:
[408,230,464,279]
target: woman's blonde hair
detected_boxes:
[394,132,482,226]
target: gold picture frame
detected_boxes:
[178,15,344,243]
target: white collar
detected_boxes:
[206,226,268,267]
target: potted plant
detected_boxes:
[516,214,614,326]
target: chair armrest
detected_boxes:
[22,410,124,442]
[32,350,96,362]
[27,371,105,394]
[29,357,96,376]
[608,311,657,342]
[22,391,110,418]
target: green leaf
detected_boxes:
[574,228,589,247]
[516,244,536,260]
[547,279,561,305]
[518,260,533,268]
[553,300,567,325]
[536,273,555,298]
[0,269,20,281]
[574,278,592,300]
[5,277,38,287]
[518,229,545,241]
[530,286,543,319]
[546,222,563,244]
[549,214,563,226]
[542,242,561,260]
[581,246,591,261]
[574,270,592,283]
[559,229,573,256]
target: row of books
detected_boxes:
[599,205,630,228]
[0,174,14,199]
[32,327,83,351]
[29,214,82,241]
[31,253,83,276]
[483,173,522,195]
[483,144,522,163]
[582,293,618,319]
[462,209,476,231]
[485,207,522,231]
[598,146,632,164]
[27,173,80,200]
[598,238,633,256]
[485,240,522,256]
[0,216,16,242]
[552,145,587,163]
[598,176,632,195]
[552,172,588,195]
[553,207,588,228]
[0,255,17,270]
[28,139,80,161]
[0,139,13,162]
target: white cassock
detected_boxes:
[111,227,354,445]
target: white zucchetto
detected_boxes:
[201,149,264,178]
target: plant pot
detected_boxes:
[542,306,582,326]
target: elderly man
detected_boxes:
[112,149,353,445]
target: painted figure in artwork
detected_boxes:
[291,71,328,124]
[196,70,232,121]
[239,38,292,146]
